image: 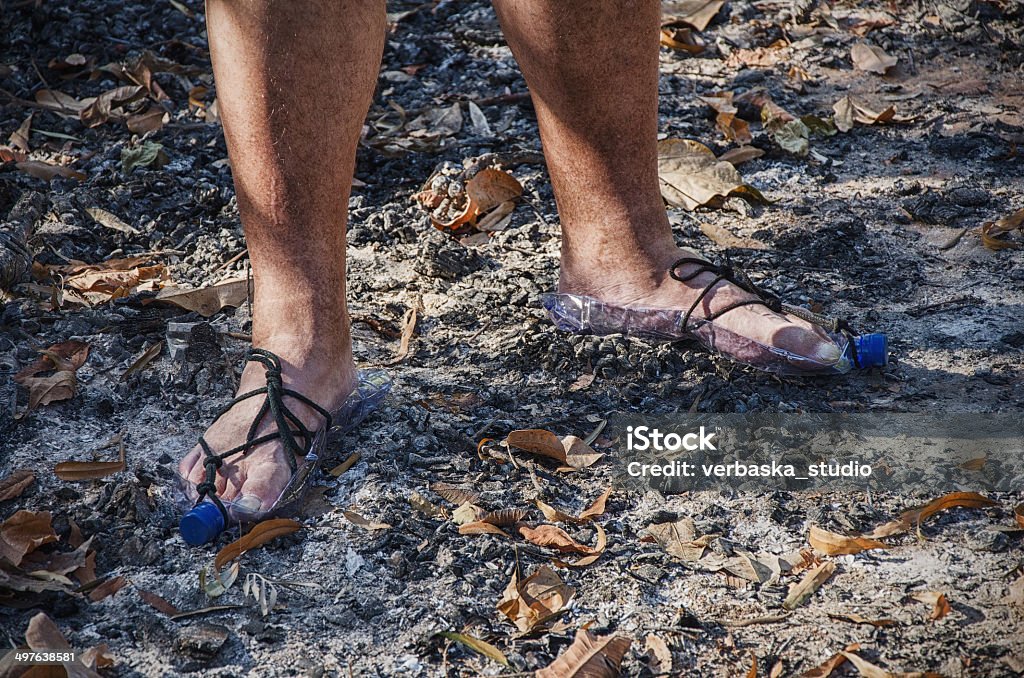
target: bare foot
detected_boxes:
[178,334,356,515]
[560,245,839,365]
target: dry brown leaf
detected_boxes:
[341,510,391,531]
[536,488,610,525]
[866,491,999,539]
[85,207,140,235]
[120,340,164,381]
[88,575,127,602]
[799,643,861,678]
[155,278,249,317]
[496,565,575,634]
[80,84,146,127]
[562,435,604,469]
[851,43,897,74]
[579,487,612,520]
[35,89,91,115]
[409,491,445,518]
[980,208,1024,250]
[506,429,566,463]
[39,257,168,305]
[16,160,87,182]
[699,220,769,249]
[840,651,942,678]
[458,521,509,537]
[833,96,900,132]
[80,644,115,671]
[328,451,361,477]
[54,437,126,481]
[19,371,77,410]
[138,588,181,616]
[556,524,607,568]
[214,518,302,570]
[0,510,58,566]
[431,482,480,506]
[518,524,601,555]
[72,550,97,586]
[783,561,836,610]
[658,138,769,211]
[719,146,765,165]
[827,612,896,628]
[648,518,712,562]
[536,628,632,678]
[1015,504,1024,529]
[660,26,705,54]
[0,470,35,501]
[809,525,887,556]
[910,591,951,621]
[482,509,528,526]
[644,634,673,675]
[747,654,759,678]
[662,0,725,30]
[699,92,753,145]
[451,502,484,525]
[126,106,167,134]
[25,612,103,678]
[10,113,32,152]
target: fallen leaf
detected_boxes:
[506,429,566,463]
[431,482,481,506]
[138,588,182,616]
[438,632,509,666]
[658,138,769,211]
[518,524,602,555]
[121,340,164,381]
[201,561,240,597]
[25,612,103,678]
[827,612,896,627]
[840,651,941,678]
[662,0,725,30]
[536,487,611,524]
[451,502,484,526]
[54,436,126,481]
[799,643,861,678]
[648,518,712,561]
[562,435,604,469]
[719,146,765,165]
[556,524,607,567]
[700,92,752,144]
[328,451,361,477]
[809,526,887,555]
[911,591,951,621]
[386,304,418,365]
[1016,504,1024,529]
[126,106,167,134]
[85,207,140,235]
[88,575,127,602]
[80,644,115,671]
[420,167,523,238]
[645,634,673,675]
[496,565,575,633]
[16,160,87,182]
[833,96,900,132]
[660,26,705,54]
[35,89,92,116]
[409,491,445,518]
[851,43,898,74]
[155,278,248,316]
[0,470,35,501]
[482,509,528,526]
[342,510,391,531]
[458,521,509,537]
[748,654,759,678]
[10,113,32,152]
[783,561,836,610]
[980,208,1024,251]
[80,85,146,127]
[0,510,58,566]
[536,628,631,678]
[121,141,169,172]
[214,518,302,570]
[866,491,999,539]
[699,220,769,249]
[39,257,168,305]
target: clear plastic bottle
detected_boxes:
[178,369,392,545]
[541,293,886,376]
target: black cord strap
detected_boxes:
[193,348,333,523]
[669,256,857,339]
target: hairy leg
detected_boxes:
[492,0,836,363]
[179,0,386,511]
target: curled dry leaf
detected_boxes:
[16,160,87,182]
[662,0,725,31]
[504,430,604,469]
[138,588,182,616]
[0,510,58,566]
[458,521,509,537]
[555,524,607,568]
[438,632,509,667]
[719,146,765,166]
[980,208,1024,250]
[699,92,752,145]
[88,575,128,602]
[25,612,104,678]
[155,278,249,317]
[850,43,898,74]
[536,487,611,524]
[14,338,89,411]
[827,612,896,628]
[809,525,887,556]
[783,560,836,610]
[799,643,861,678]
[39,256,168,305]
[658,138,769,211]
[1015,503,1024,529]
[660,26,705,54]
[518,524,603,556]
[431,482,480,506]
[536,628,632,678]
[911,591,951,621]
[482,508,528,526]
[55,436,126,481]
[121,340,164,381]
[409,491,445,518]
[0,469,35,501]
[833,96,901,132]
[451,502,484,525]
[496,565,575,634]
[866,491,999,539]
[342,510,391,531]
[214,518,302,570]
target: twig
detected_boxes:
[212,248,247,274]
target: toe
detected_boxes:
[769,316,840,365]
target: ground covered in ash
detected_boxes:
[1,0,1023,676]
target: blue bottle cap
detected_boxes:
[853,333,888,369]
[180,502,226,545]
